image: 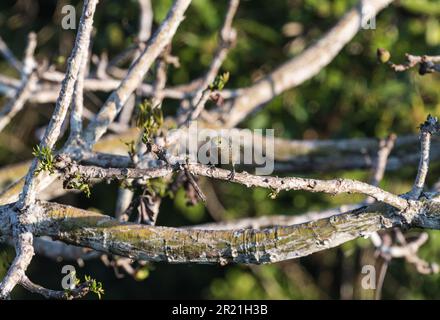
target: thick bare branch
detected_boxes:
[0,198,434,265]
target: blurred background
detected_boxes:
[1,0,440,299]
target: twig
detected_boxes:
[115,188,134,222]
[0,71,236,103]
[179,0,239,123]
[374,255,389,300]
[138,0,154,43]
[0,33,38,132]
[364,133,396,206]
[373,231,439,275]
[53,154,408,210]
[82,0,192,147]
[408,115,440,199]
[20,276,90,300]
[384,51,440,74]
[0,230,34,298]
[188,204,358,230]
[369,134,397,188]
[0,35,23,73]
[0,73,36,132]
[19,0,99,207]
[183,163,207,202]
[68,40,90,141]
[33,236,100,262]
[194,0,238,97]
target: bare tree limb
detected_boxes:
[0,229,34,298]
[82,0,192,147]
[179,0,239,123]
[408,115,440,199]
[20,275,91,300]
[138,0,154,43]
[0,32,37,133]
[19,0,99,207]
[0,0,99,300]
[0,35,23,73]
[188,204,358,230]
[53,154,408,210]
[68,40,90,141]
[0,198,435,265]
[381,51,440,74]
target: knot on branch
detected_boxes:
[420,115,440,134]
[418,60,437,75]
[53,153,72,171]
[400,199,423,227]
[53,154,91,197]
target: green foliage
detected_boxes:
[124,140,136,160]
[400,0,440,16]
[32,145,55,175]
[268,189,279,199]
[145,178,170,198]
[209,72,230,91]
[84,275,105,300]
[64,173,91,198]
[136,99,163,144]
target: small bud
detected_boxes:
[377,48,391,64]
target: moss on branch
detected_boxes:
[31,201,403,265]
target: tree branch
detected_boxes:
[19,0,99,207]
[215,0,394,127]
[20,275,91,300]
[53,154,408,210]
[408,115,440,199]
[0,32,37,133]
[0,198,433,265]
[82,0,192,147]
